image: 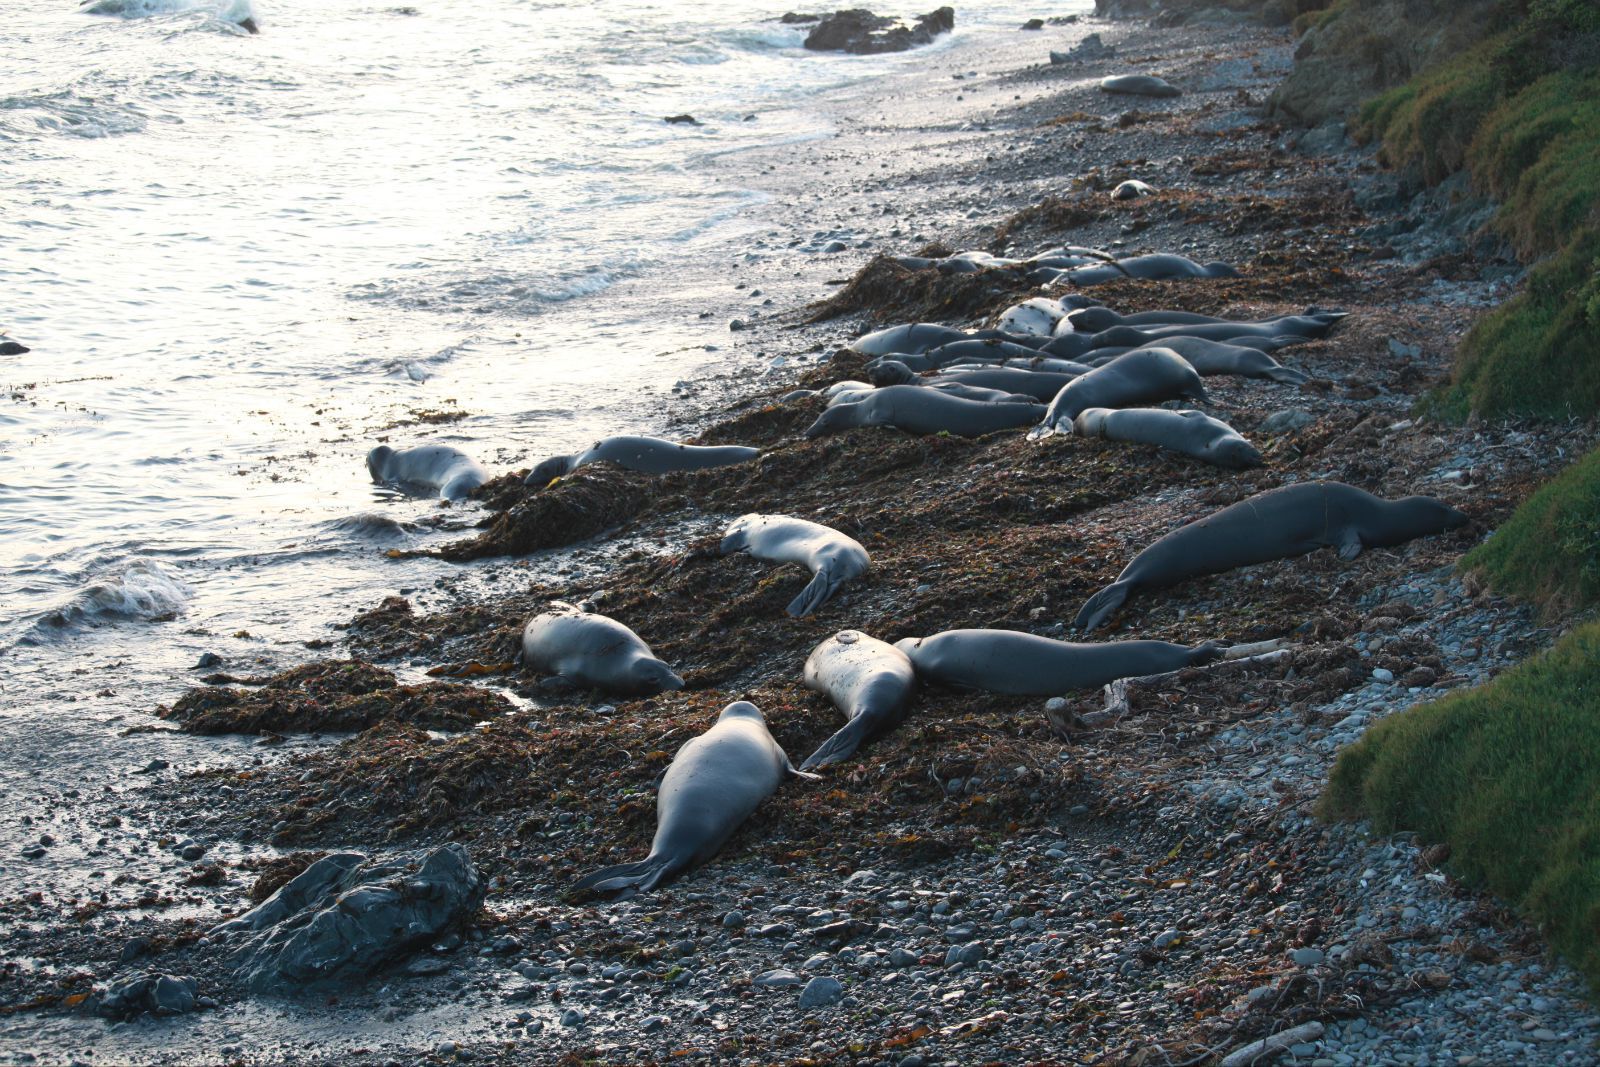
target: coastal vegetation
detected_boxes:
[1321,620,1600,990]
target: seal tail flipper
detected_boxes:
[786,570,843,618]
[1074,580,1134,631]
[799,720,870,771]
[571,855,674,894]
[1264,366,1310,385]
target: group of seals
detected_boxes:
[1040,347,1209,431]
[572,701,815,893]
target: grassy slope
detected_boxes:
[1321,620,1600,990]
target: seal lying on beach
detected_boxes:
[720,514,871,617]
[894,629,1222,696]
[571,701,814,894]
[932,366,1085,402]
[1048,253,1239,287]
[520,604,683,695]
[366,444,487,501]
[525,435,758,487]
[1073,408,1264,469]
[1112,179,1155,200]
[1041,348,1209,431]
[800,630,917,770]
[847,322,1047,357]
[1100,74,1181,97]
[804,386,1044,438]
[1087,312,1341,350]
[1137,337,1309,385]
[1074,481,1471,631]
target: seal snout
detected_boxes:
[365,445,393,482]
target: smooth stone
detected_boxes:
[798,975,844,1008]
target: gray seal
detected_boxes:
[1088,312,1340,349]
[893,629,1221,696]
[861,365,1037,403]
[1056,253,1238,287]
[1140,337,1308,385]
[1112,179,1155,200]
[1041,347,1208,431]
[933,366,1084,402]
[996,296,1074,336]
[926,339,1053,365]
[804,386,1044,439]
[848,323,1046,357]
[1073,407,1263,469]
[1100,74,1181,97]
[800,630,917,770]
[572,701,814,893]
[720,514,871,617]
[526,435,758,487]
[366,444,487,501]
[520,604,683,695]
[1074,481,1470,631]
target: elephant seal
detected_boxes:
[520,605,683,695]
[933,366,1084,402]
[1100,74,1181,97]
[1074,481,1470,631]
[925,339,1052,365]
[1139,337,1308,385]
[0,341,29,356]
[894,629,1221,696]
[1041,348,1208,431]
[999,356,1096,376]
[525,435,758,487]
[1112,179,1155,200]
[804,386,1044,438]
[1073,408,1263,469]
[1089,312,1340,349]
[996,297,1073,336]
[572,701,814,894]
[848,323,1047,357]
[1066,307,1230,333]
[861,365,1034,403]
[366,444,487,501]
[1060,253,1239,287]
[800,630,917,770]
[720,514,870,617]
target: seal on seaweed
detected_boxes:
[1073,481,1470,631]
[1139,336,1309,385]
[803,385,1044,439]
[1072,407,1264,469]
[525,435,759,487]
[519,604,683,695]
[800,630,916,770]
[571,701,815,893]
[1048,252,1238,287]
[720,514,871,618]
[366,444,487,501]
[1040,347,1208,431]
[893,629,1222,696]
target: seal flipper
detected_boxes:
[1074,579,1135,631]
[786,569,844,618]
[800,718,878,771]
[1263,365,1310,385]
[1336,530,1365,561]
[571,855,676,894]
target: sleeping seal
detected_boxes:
[520,605,683,695]
[1100,74,1181,97]
[932,366,1085,402]
[1074,481,1470,631]
[1059,253,1239,287]
[1112,179,1155,200]
[572,701,815,894]
[1073,408,1263,469]
[525,435,758,487]
[366,444,487,501]
[1137,337,1308,385]
[804,386,1044,439]
[894,629,1221,696]
[1088,312,1339,349]
[858,367,1037,404]
[800,630,917,770]
[1041,347,1208,431]
[848,323,1047,357]
[720,514,870,617]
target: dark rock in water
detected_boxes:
[209,844,484,994]
[1093,0,1156,16]
[0,341,28,356]
[780,11,822,22]
[663,114,701,125]
[194,652,222,670]
[1020,18,1043,29]
[802,7,955,55]
[95,973,199,1019]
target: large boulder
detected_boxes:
[94,973,200,1019]
[208,844,483,994]
[802,8,955,54]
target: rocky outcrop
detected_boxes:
[801,8,955,54]
[1267,0,1501,126]
[208,844,483,994]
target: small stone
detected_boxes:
[180,843,206,862]
[137,759,169,774]
[436,1041,457,1056]
[1292,947,1326,967]
[801,953,831,971]
[1153,930,1181,950]
[559,1007,585,1027]
[722,910,746,931]
[754,969,801,988]
[120,937,152,964]
[945,923,977,943]
[1261,409,1315,434]
[798,975,844,1008]
[889,948,918,968]
[821,240,848,254]
[403,956,450,977]
[642,1015,668,1033]
[194,652,222,669]
[728,319,748,331]
[1372,668,1395,683]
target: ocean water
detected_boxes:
[0,0,1081,890]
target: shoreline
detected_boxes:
[7,10,1600,1066]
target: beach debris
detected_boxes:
[208,844,484,994]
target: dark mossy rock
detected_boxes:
[806,253,1031,324]
[160,659,512,734]
[433,463,655,561]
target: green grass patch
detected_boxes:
[1427,230,1600,420]
[1321,620,1600,990]
[1460,444,1600,614]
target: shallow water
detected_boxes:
[0,0,1082,907]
